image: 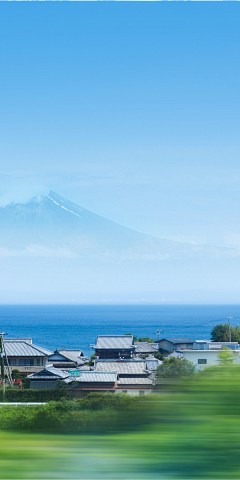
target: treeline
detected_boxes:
[211,323,240,342]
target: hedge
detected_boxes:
[0,394,149,433]
[4,389,69,402]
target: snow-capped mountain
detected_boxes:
[0,191,239,303]
[0,190,229,256]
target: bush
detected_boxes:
[5,389,68,403]
[157,357,195,377]
[78,392,138,410]
[0,393,148,434]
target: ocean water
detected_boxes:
[0,305,240,355]
[1,305,240,356]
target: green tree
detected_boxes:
[22,377,31,389]
[125,334,156,343]
[138,337,155,343]
[218,346,236,365]
[211,323,240,342]
[157,357,195,377]
[87,353,95,366]
[11,369,24,380]
[153,351,164,361]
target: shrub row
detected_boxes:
[0,393,148,434]
[4,388,69,402]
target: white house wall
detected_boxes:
[182,350,240,371]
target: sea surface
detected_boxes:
[0,304,240,356]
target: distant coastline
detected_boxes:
[0,304,240,356]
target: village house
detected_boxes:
[94,358,148,375]
[134,342,159,356]
[158,338,195,353]
[4,338,53,375]
[67,372,118,397]
[26,356,156,395]
[94,335,135,359]
[94,358,155,396]
[117,376,154,395]
[28,365,70,389]
[47,349,86,370]
[181,341,240,371]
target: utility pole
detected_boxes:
[0,335,5,401]
[228,317,233,342]
[0,332,13,401]
[89,344,95,364]
[156,329,163,341]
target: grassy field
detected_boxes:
[1,362,240,479]
[1,416,240,479]
[0,429,167,479]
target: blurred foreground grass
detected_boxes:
[2,362,240,479]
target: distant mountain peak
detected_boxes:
[0,190,239,303]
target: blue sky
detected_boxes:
[0,4,240,248]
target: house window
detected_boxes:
[26,359,34,366]
[198,359,207,364]
[37,358,40,366]
[9,359,16,366]
[19,358,34,366]
[139,391,145,396]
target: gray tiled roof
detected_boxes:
[95,335,134,350]
[4,341,53,357]
[28,366,69,380]
[77,365,91,370]
[49,349,84,365]
[57,349,83,362]
[146,356,161,371]
[160,338,195,344]
[5,338,32,344]
[75,372,118,383]
[64,376,82,384]
[95,360,147,374]
[46,362,80,368]
[118,377,153,386]
[134,342,159,353]
[167,351,183,359]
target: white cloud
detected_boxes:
[0,184,49,207]
[0,245,79,258]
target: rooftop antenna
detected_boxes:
[156,330,163,341]
[0,332,13,400]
